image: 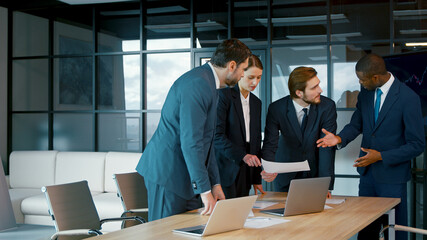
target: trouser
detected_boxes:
[223,142,254,199]
[223,163,251,199]
[357,167,407,240]
[145,180,201,221]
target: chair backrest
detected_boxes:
[42,180,101,232]
[113,172,148,211]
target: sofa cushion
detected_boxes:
[93,192,123,218]
[9,151,58,189]
[9,188,44,223]
[24,215,55,226]
[104,152,142,193]
[55,152,106,192]
[21,193,49,216]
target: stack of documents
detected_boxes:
[261,159,310,173]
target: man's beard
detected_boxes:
[302,95,321,105]
[224,74,240,87]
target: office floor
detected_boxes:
[0,224,55,240]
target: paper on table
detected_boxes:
[326,198,346,205]
[252,201,278,209]
[244,217,290,229]
[248,210,254,217]
[261,159,310,174]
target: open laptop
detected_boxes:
[173,195,257,237]
[261,177,330,217]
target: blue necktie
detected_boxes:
[301,108,308,133]
[374,89,383,123]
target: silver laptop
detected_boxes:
[173,195,257,237]
[261,177,330,217]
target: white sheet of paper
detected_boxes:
[326,198,346,205]
[261,159,310,174]
[324,205,332,210]
[252,201,278,209]
[326,198,345,204]
[244,217,290,229]
[248,210,254,217]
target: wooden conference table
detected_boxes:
[89,192,400,240]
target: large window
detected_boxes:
[8,3,427,229]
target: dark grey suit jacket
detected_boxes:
[261,96,337,191]
[136,63,220,200]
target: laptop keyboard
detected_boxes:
[266,208,285,214]
[187,228,205,234]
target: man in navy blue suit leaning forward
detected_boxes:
[317,53,425,240]
[136,39,251,221]
[261,66,337,195]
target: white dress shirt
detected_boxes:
[208,62,220,89]
[240,92,250,142]
[374,72,394,111]
[292,100,311,127]
[202,62,221,195]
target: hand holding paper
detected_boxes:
[261,159,310,174]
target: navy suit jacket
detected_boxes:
[136,63,221,200]
[214,85,262,187]
[262,96,337,190]
[338,77,425,184]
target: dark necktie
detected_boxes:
[301,108,308,133]
[374,89,383,123]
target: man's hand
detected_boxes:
[261,170,277,182]
[327,191,332,199]
[200,192,216,215]
[353,148,382,167]
[316,128,341,148]
[243,154,261,167]
[253,184,266,195]
[212,184,226,201]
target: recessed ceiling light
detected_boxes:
[406,42,427,46]
[58,0,135,5]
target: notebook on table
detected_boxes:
[261,177,330,217]
[173,195,258,237]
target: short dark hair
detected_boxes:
[246,54,263,70]
[288,67,318,99]
[210,39,251,68]
[355,53,388,77]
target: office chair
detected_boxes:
[42,180,144,240]
[113,172,148,228]
[380,224,427,240]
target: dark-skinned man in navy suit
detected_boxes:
[317,54,425,240]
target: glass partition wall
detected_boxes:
[7,1,427,232]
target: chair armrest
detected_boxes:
[50,229,102,240]
[100,216,146,226]
[128,208,149,213]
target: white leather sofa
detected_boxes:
[6,150,142,232]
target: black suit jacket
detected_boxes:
[261,96,337,190]
[214,85,262,187]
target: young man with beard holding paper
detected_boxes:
[261,67,337,196]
